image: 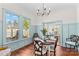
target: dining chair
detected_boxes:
[34,39,48,56]
[46,36,58,56]
[54,37,58,56]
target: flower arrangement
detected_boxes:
[41,27,48,36]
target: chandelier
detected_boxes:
[36,3,51,16]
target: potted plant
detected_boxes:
[41,27,48,36]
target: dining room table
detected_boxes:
[42,39,56,56]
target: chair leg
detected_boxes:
[35,54,36,56]
[76,46,78,52]
[75,46,78,52]
[65,43,67,51]
[46,51,48,56]
[74,46,78,54]
[54,51,56,56]
[74,46,76,54]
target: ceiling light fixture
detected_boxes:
[36,3,51,16]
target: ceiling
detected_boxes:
[18,3,77,16]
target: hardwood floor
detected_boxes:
[11,43,79,56]
[11,44,34,56]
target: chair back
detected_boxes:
[33,33,39,38]
[34,39,43,55]
[70,35,79,42]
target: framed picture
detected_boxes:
[5,11,19,40]
[21,16,30,38]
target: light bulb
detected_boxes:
[49,8,50,10]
